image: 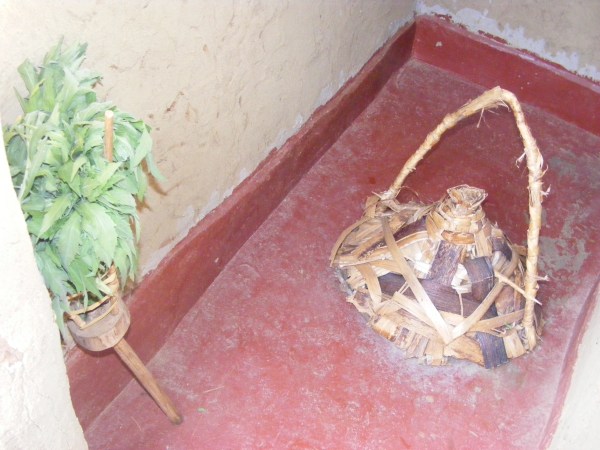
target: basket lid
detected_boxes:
[426,185,491,248]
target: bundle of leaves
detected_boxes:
[3,40,162,335]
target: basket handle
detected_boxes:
[379,87,544,348]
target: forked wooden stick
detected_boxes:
[379,87,544,349]
[113,339,182,424]
[103,110,182,424]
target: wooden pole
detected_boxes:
[104,110,114,162]
[102,110,182,424]
[113,339,183,424]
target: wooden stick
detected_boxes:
[104,110,115,162]
[100,123,181,423]
[113,338,183,424]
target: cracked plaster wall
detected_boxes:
[0,0,415,276]
[0,120,86,449]
[416,0,600,81]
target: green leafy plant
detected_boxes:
[3,40,163,336]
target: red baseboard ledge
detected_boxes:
[67,15,600,431]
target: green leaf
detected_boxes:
[39,193,74,238]
[14,88,28,112]
[26,213,44,237]
[56,67,80,110]
[58,156,87,183]
[42,37,64,65]
[5,134,27,177]
[43,174,59,193]
[132,214,141,243]
[68,174,82,197]
[56,211,82,267]
[18,121,50,200]
[27,81,47,113]
[82,269,103,300]
[135,166,148,201]
[114,114,140,135]
[112,247,130,286]
[81,162,122,200]
[113,134,134,161]
[96,276,113,296]
[17,59,38,93]
[35,245,69,298]
[144,149,165,182]
[48,103,61,126]
[51,295,68,338]
[96,162,122,187]
[3,123,18,144]
[21,193,48,214]
[41,67,58,112]
[65,256,89,300]
[45,129,70,163]
[131,128,152,167]
[112,212,137,282]
[112,212,134,240]
[116,172,138,194]
[64,251,104,303]
[70,156,88,181]
[99,186,137,214]
[77,202,117,265]
[78,239,99,279]
[81,123,104,152]
[75,101,112,122]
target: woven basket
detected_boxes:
[66,265,131,352]
[330,87,544,368]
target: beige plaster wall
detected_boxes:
[549,289,600,448]
[0,120,87,449]
[416,0,600,81]
[0,0,415,277]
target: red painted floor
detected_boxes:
[85,60,600,449]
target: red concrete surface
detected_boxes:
[85,58,600,449]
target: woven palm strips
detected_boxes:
[330,87,544,368]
